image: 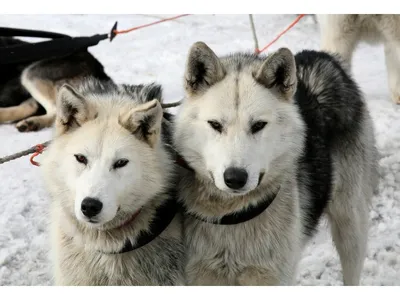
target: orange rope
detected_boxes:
[30,144,45,166]
[256,14,306,54]
[113,14,191,36]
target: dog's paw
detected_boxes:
[16,119,40,132]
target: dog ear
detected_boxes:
[184,41,226,96]
[254,47,297,101]
[119,99,163,147]
[56,84,90,134]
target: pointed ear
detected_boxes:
[119,99,163,147]
[254,48,297,101]
[55,84,91,134]
[184,41,226,96]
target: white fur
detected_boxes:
[40,81,184,285]
[176,72,304,195]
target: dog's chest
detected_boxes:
[185,216,283,266]
[59,235,185,285]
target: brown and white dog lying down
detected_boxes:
[0,36,111,132]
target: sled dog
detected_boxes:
[41,79,185,285]
[173,41,378,285]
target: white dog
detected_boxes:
[40,79,185,285]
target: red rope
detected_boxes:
[113,14,191,36]
[30,144,45,167]
[256,14,306,54]
[113,13,304,54]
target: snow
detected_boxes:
[0,14,399,286]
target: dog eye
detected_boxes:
[113,159,129,169]
[251,121,268,134]
[74,154,88,165]
[207,120,223,133]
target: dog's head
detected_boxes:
[174,42,305,197]
[42,80,172,229]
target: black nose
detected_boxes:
[223,167,248,190]
[81,197,103,218]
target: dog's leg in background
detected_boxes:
[384,41,400,105]
[18,71,57,132]
[317,14,359,65]
[0,98,39,123]
[16,113,56,132]
[327,189,369,286]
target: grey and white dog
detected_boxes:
[317,14,400,105]
[173,42,378,285]
[41,79,185,285]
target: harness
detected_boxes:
[0,22,117,65]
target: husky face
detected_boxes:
[174,42,305,196]
[42,81,170,229]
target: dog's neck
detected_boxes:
[184,183,281,225]
[105,196,178,254]
[114,208,142,230]
[187,192,280,225]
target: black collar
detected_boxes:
[104,194,178,255]
[164,142,278,225]
[186,187,280,225]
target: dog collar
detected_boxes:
[186,186,280,225]
[104,195,178,255]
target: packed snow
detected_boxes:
[0,14,399,286]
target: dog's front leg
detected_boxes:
[384,41,400,105]
[186,263,230,285]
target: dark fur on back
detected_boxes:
[73,79,163,102]
[294,50,366,236]
[120,83,163,104]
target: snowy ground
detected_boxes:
[0,14,399,286]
